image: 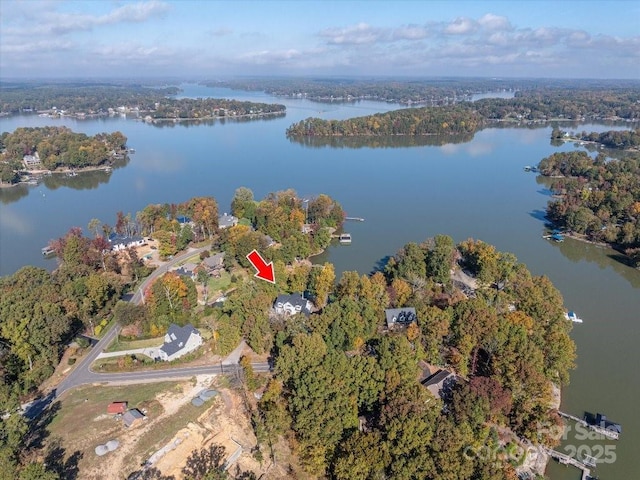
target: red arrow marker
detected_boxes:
[246,249,275,284]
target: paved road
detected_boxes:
[131,245,210,305]
[23,246,265,419]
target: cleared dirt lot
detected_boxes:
[43,375,294,479]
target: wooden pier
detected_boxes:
[558,411,619,440]
[545,448,593,480]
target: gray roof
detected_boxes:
[275,293,311,314]
[420,369,457,399]
[385,308,417,327]
[203,252,225,268]
[218,213,238,228]
[160,324,199,357]
[109,233,144,245]
[123,409,144,427]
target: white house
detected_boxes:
[109,234,145,252]
[157,324,203,361]
[274,293,312,316]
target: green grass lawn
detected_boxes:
[207,270,231,293]
[105,335,165,353]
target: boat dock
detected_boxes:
[345,217,364,222]
[41,246,55,256]
[545,448,593,480]
[543,233,565,242]
[558,411,619,440]
[339,233,352,244]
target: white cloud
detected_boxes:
[478,14,512,31]
[319,23,388,45]
[444,17,477,35]
[392,25,430,40]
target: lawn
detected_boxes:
[207,270,231,293]
[105,335,165,353]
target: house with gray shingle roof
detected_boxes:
[218,213,238,229]
[385,307,417,329]
[158,324,203,361]
[274,293,312,316]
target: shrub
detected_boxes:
[68,357,76,365]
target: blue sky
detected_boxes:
[2,0,639,79]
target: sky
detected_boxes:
[1,0,639,79]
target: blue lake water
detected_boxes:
[0,85,638,479]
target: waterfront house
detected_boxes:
[385,307,417,329]
[108,234,145,252]
[218,213,238,229]
[274,293,312,316]
[23,152,41,169]
[158,324,203,361]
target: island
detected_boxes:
[0,126,128,186]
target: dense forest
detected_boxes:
[221,236,575,479]
[287,87,640,138]
[287,105,482,137]
[538,150,640,265]
[0,127,127,178]
[0,191,575,480]
[580,128,640,149]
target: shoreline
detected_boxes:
[0,164,117,189]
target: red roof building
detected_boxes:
[107,402,128,414]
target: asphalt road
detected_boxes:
[23,245,268,419]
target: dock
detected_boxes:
[345,217,365,222]
[339,233,352,244]
[545,448,593,480]
[558,411,619,440]
[41,246,55,256]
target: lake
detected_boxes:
[1,85,639,479]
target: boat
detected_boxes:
[41,246,55,256]
[339,233,352,244]
[128,148,136,153]
[564,311,583,323]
